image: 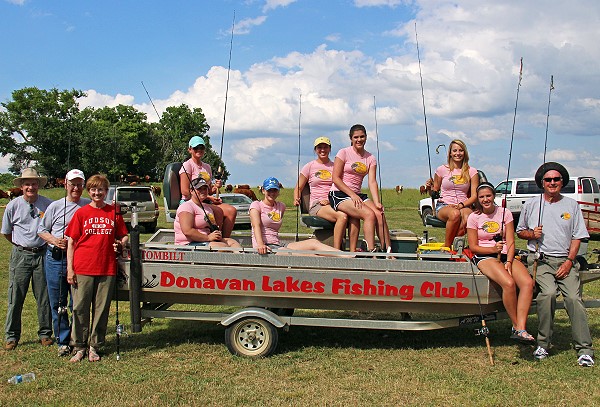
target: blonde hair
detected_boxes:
[447,139,471,182]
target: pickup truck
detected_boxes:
[494,176,600,218]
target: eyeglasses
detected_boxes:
[543,177,562,183]
[29,203,39,219]
[67,181,84,189]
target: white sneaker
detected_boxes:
[58,345,70,357]
[533,346,549,360]
[577,354,594,367]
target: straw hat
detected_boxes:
[13,168,47,188]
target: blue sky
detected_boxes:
[1,0,599,189]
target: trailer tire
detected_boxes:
[225,317,278,358]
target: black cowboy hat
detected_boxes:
[534,162,569,188]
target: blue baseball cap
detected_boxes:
[262,177,280,191]
[189,136,206,148]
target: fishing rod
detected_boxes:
[295,93,302,242]
[415,23,436,216]
[533,75,555,281]
[468,261,495,365]
[373,96,388,252]
[498,58,524,260]
[215,11,236,198]
[141,81,162,121]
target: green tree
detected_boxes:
[0,87,84,176]
[157,104,229,181]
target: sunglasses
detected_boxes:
[29,203,39,219]
[543,176,562,183]
[67,181,84,188]
[192,145,205,151]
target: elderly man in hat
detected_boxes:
[38,169,91,356]
[516,162,594,367]
[1,168,53,350]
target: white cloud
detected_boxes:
[5,0,26,5]
[80,90,135,110]
[262,0,297,12]
[354,0,409,7]
[234,16,268,35]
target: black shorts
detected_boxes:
[472,253,507,265]
[328,191,369,211]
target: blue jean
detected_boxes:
[44,251,72,346]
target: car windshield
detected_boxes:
[221,195,252,205]
[117,188,152,202]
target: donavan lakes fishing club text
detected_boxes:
[157,271,470,300]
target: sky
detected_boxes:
[1,0,599,189]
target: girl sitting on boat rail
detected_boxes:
[251,177,342,255]
[466,182,535,343]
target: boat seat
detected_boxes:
[163,162,183,221]
[300,184,336,245]
[425,214,446,228]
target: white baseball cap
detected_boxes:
[65,169,85,181]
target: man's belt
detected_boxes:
[529,251,566,261]
[16,245,47,253]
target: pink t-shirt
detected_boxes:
[435,165,478,205]
[249,200,285,247]
[330,146,376,194]
[300,160,334,206]
[179,159,213,184]
[467,206,513,254]
[174,200,217,245]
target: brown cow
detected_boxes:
[0,189,9,199]
[395,185,403,194]
[151,185,162,196]
[419,185,431,195]
[234,188,258,201]
[234,184,251,190]
[225,184,233,193]
[8,187,23,199]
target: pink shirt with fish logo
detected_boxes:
[330,146,376,194]
[435,165,478,205]
[300,160,334,206]
[467,206,513,254]
[250,200,285,247]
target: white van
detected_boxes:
[494,176,600,217]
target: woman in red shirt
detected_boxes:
[66,175,129,363]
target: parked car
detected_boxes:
[105,185,160,232]
[418,170,488,226]
[494,176,600,218]
[219,193,252,228]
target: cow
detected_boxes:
[395,185,403,194]
[225,184,233,193]
[234,187,258,201]
[7,187,23,199]
[234,184,251,190]
[0,189,9,199]
[419,184,431,195]
[151,185,162,196]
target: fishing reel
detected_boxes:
[208,223,220,233]
[492,234,503,242]
[474,325,490,337]
[116,323,127,337]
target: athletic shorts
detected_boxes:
[472,253,507,265]
[308,201,326,216]
[328,191,369,211]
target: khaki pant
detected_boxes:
[70,274,115,351]
[531,256,594,357]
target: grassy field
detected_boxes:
[0,187,598,406]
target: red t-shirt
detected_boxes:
[66,204,129,277]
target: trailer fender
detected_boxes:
[220,307,287,328]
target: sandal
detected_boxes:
[510,328,536,344]
[88,347,101,362]
[69,349,85,363]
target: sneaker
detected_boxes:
[58,345,71,357]
[4,340,18,351]
[40,337,54,346]
[577,354,594,367]
[533,346,549,360]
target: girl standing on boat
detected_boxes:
[427,139,479,248]
[294,136,354,250]
[466,182,535,343]
[251,177,341,255]
[179,135,237,238]
[328,124,391,253]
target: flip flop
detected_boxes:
[69,349,85,363]
[88,347,101,362]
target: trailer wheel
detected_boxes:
[225,317,278,358]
